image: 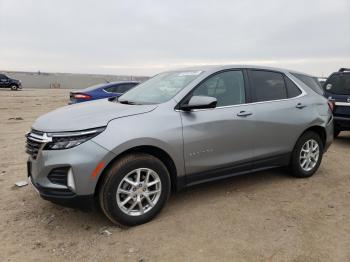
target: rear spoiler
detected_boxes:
[338,68,350,72]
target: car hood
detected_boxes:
[32,99,157,132]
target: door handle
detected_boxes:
[296,103,307,109]
[237,111,253,117]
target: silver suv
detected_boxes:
[26,65,333,226]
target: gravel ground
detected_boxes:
[0,89,349,262]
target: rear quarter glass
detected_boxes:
[292,73,324,95]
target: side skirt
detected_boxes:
[179,153,291,189]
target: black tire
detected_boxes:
[334,128,341,138]
[10,85,18,91]
[99,153,171,227]
[290,131,324,178]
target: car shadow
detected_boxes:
[0,89,23,92]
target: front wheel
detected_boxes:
[10,85,18,91]
[99,154,171,226]
[290,131,324,178]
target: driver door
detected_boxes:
[180,70,255,183]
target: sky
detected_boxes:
[0,0,349,77]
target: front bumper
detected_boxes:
[28,174,95,209]
[27,140,115,208]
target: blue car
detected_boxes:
[69,81,139,104]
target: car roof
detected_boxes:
[330,71,350,76]
[102,80,140,86]
[76,81,139,92]
[168,65,316,78]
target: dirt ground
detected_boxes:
[0,88,349,262]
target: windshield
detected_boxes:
[325,73,350,95]
[118,70,203,104]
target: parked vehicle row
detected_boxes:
[26,65,334,226]
[0,74,22,90]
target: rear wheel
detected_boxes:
[99,153,171,226]
[290,131,323,178]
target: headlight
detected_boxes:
[44,127,105,150]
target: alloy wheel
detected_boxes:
[116,168,162,216]
[299,139,320,172]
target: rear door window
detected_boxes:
[292,73,324,95]
[250,70,287,102]
[324,74,350,95]
[117,83,137,93]
[104,86,117,93]
[105,84,137,93]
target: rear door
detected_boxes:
[180,69,256,181]
[247,70,308,164]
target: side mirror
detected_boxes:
[180,96,217,111]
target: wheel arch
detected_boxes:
[95,145,179,198]
[298,125,327,148]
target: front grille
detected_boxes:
[26,139,42,159]
[25,129,51,159]
[48,167,69,186]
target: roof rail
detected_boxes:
[338,68,350,72]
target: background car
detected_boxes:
[323,68,350,137]
[69,81,139,104]
[0,73,22,90]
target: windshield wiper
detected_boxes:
[119,100,139,105]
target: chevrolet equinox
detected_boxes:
[26,65,333,226]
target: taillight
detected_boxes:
[327,100,335,112]
[73,93,91,100]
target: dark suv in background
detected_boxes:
[324,68,350,137]
[0,73,22,90]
